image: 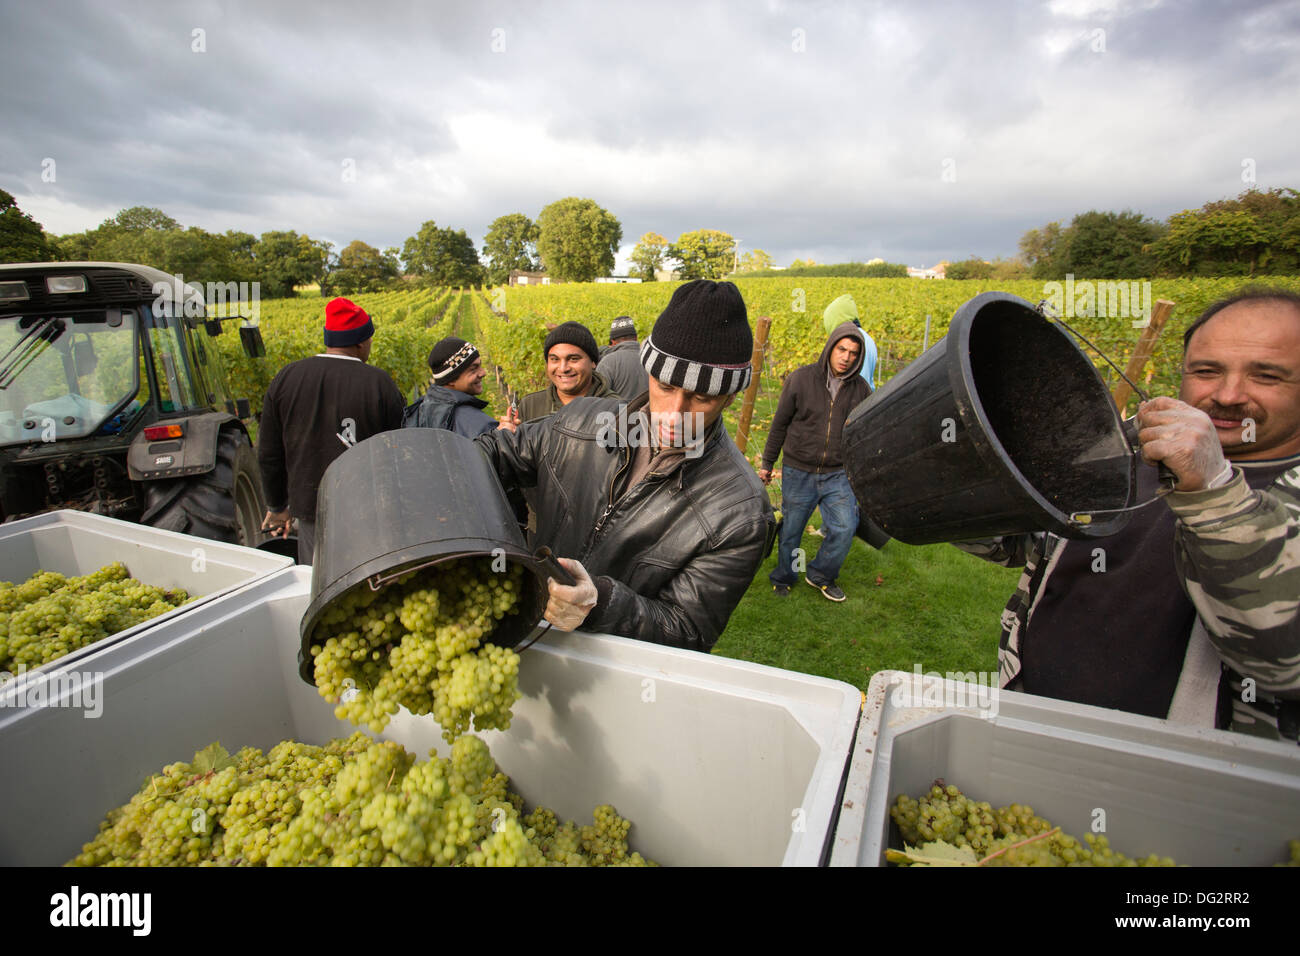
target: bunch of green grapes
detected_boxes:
[890,782,1178,866]
[70,732,655,867]
[309,559,526,741]
[0,563,190,674]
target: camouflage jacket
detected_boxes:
[958,458,1300,743]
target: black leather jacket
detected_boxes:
[475,394,775,651]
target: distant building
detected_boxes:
[654,267,681,282]
[907,262,947,279]
[509,270,556,286]
[594,275,642,284]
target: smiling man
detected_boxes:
[475,280,775,650]
[961,287,1300,741]
[402,336,512,437]
[516,321,619,422]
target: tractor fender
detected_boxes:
[127,412,249,481]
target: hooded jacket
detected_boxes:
[761,323,871,474]
[822,294,879,387]
[401,384,498,438]
[475,393,775,651]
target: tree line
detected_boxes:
[1,191,767,294]
[1007,186,1300,280]
[4,185,1294,293]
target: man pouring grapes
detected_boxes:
[475,280,775,651]
[960,288,1300,741]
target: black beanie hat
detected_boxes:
[609,315,637,341]
[640,280,752,395]
[543,321,599,365]
[428,336,480,383]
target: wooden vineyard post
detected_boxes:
[1112,299,1175,413]
[735,315,772,455]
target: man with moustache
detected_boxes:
[961,288,1300,741]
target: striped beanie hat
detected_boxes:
[640,280,753,396]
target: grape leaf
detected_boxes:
[885,840,979,866]
[192,742,235,774]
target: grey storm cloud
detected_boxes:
[2,0,1298,268]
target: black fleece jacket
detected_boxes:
[761,322,871,474]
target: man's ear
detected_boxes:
[722,393,737,411]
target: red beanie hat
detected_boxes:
[324,298,375,347]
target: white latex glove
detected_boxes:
[1136,397,1229,492]
[545,557,598,631]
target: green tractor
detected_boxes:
[0,262,272,547]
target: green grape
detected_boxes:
[309,559,526,742]
[70,732,656,867]
[889,783,1197,867]
[0,564,189,674]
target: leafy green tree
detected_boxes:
[989,257,1031,280]
[109,207,180,232]
[1058,210,1162,278]
[53,205,180,269]
[325,239,400,295]
[1018,221,1064,278]
[1149,188,1299,276]
[254,230,330,297]
[670,229,735,280]
[629,231,669,280]
[944,257,994,280]
[481,213,539,285]
[738,249,775,272]
[0,190,57,262]
[161,227,246,285]
[402,221,484,287]
[536,197,622,282]
[1018,211,1161,279]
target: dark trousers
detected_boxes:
[296,518,316,566]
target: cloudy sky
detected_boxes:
[3,0,1298,271]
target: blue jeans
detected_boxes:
[769,466,858,587]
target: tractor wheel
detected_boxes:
[141,428,267,546]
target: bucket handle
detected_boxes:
[1034,302,1179,526]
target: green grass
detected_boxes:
[713,531,1015,690]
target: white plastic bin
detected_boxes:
[0,567,861,866]
[830,669,1300,866]
[0,510,293,695]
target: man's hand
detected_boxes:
[758,467,773,485]
[1136,396,1229,492]
[544,557,598,631]
[262,509,292,539]
[498,407,521,433]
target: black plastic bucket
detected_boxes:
[842,292,1135,545]
[255,535,299,559]
[297,428,549,683]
